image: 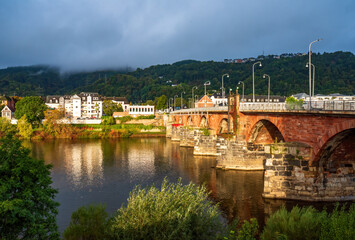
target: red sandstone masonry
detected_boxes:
[174,113,229,133]
[238,112,355,160]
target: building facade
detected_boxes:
[45,92,103,119]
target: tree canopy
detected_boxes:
[14,96,47,125]
[0,51,354,103]
[102,100,122,116]
[0,134,59,239]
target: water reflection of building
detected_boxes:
[128,147,155,180]
[64,142,103,187]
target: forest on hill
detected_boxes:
[0,51,354,103]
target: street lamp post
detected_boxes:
[192,86,197,108]
[238,81,245,101]
[204,81,211,108]
[306,62,316,97]
[174,95,178,110]
[263,74,271,105]
[221,74,229,99]
[308,38,322,109]
[181,91,185,109]
[169,98,173,112]
[252,61,262,102]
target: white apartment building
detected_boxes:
[103,96,155,116]
[128,105,155,117]
[46,92,103,119]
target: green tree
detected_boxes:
[117,103,123,112]
[156,95,168,110]
[17,115,33,139]
[102,100,121,116]
[15,96,47,125]
[145,99,154,105]
[0,134,59,239]
[63,204,109,240]
[286,96,304,110]
[108,178,225,240]
[0,117,16,135]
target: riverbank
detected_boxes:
[29,123,166,140]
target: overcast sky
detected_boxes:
[0,0,354,72]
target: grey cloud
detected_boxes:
[0,0,354,72]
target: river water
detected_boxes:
[26,138,333,233]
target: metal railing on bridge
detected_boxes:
[239,101,355,112]
[302,101,355,111]
[239,102,287,111]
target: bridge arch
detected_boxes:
[178,116,183,124]
[248,119,284,144]
[218,118,229,134]
[199,116,207,128]
[316,128,355,169]
[187,116,193,126]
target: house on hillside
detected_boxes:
[210,92,228,106]
[1,105,15,120]
[195,95,214,108]
[0,95,16,110]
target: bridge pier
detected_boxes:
[193,131,218,156]
[262,142,355,201]
[216,137,266,170]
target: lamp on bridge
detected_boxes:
[252,61,262,102]
[263,74,271,105]
[308,38,322,109]
[204,81,211,108]
[192,86,198,108]
[306,62,316,97]
[174,95,178,111]
[221,74,229,99]
[238,81,245,102]
[181,91,185,109]
[169,98,173,112]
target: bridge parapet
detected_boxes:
[171,106,228,114]
[239,101,355,113]
[240,102,287,111]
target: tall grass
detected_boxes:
[320,203,355,240]
[261,206,326,240]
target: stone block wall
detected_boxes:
[171,126,181,141]
[166,123,172,138]
[179,128,196,147]
[263,143,355,201]
[193,131,218,156]
[216,137,266,170]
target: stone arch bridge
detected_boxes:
[169,96,355,201]
[170,102,355,163]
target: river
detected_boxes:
[26,138,334,233]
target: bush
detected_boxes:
[103,116,116,125]
[17,115,33,139]
[108,178,225,240]
[224,218,259,240]
[136,114,155,120]
[63,204,109,240]
[118,116,133,123]
[201,126,210,136]
[320,203,355,240]
[261,206,326,240]
[0,117,16,135]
